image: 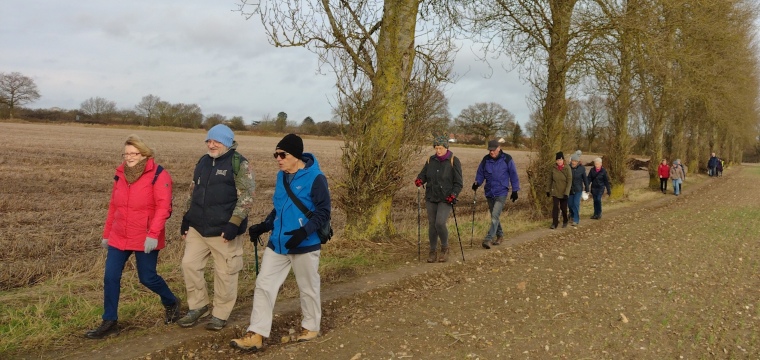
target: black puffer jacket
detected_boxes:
[570,164,589,195]
[417,151,463,203]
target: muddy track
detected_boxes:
[36,167,750,360]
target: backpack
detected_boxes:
[283,176,333,244]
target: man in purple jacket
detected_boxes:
[472,140,520,249]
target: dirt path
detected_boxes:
[45,166,760,360]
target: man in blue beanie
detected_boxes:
[177,124,256,331]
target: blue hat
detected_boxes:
[206,124,234,148]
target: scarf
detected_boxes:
[124,158,148,184]
[436,150,452,162]
[557,164,565,171]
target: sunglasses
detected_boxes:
[273,151,289,159]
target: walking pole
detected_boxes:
[417,186,421,262]
[254,236,261,275]
[451,204,465,262]
[471,188,476,248]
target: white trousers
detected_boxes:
[247,247,321,337]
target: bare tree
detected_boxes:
[0,72,41,119]
[80,97,117,122]
[237,0,456,239]
[460,0,606,215]
[135,94,161,126]
[454,102,515,144]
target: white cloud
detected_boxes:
[0,0,532,125]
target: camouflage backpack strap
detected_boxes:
[232,151,241,176]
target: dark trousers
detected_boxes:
[660,178,668,192]
[551,196,568,226]
[426,201,452,249]
[103,246,178,321]
[592,190,603,216]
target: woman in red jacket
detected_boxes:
[85,135,179,339]
[658,159,670,194]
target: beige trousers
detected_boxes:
[181,227,244,320]
[247,247,321,337]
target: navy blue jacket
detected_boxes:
[708,156,719,168]
[570,164,589,194]
[474,151,521,198]
[588,167,611,195]
[263,153,330,255]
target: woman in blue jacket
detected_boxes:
[232,134,330,351]
[587,157,611,219]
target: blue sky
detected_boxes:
[1,0,532,125]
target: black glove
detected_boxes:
[472,182,479,191]
[546,192,551,198]
[284,228,308,250]
[248,222,269,243]
[180,215,190,236]
[221,222,239,241]
[510,191,518,202]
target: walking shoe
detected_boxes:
[164,302,181,324]
[177,305,209,328]
[297,328,319,342]
[437,246,450,262]
[492,236,504,246]
[427,248,437,263]
[562,222,568,228]
[571,222,578,227]
[230,331,264,351]
[205,316,227,331]
[482,240,491,249]
[590,215,598,220]
[596,214,602,219]
[84,320,118,339]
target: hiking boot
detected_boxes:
[230,331,263,351]
[562,222,568,228]
[482,240,492,249]
[550,224,557,229]
[427,248,437,263]
[205,316,227,331]
[590,215,598,220]
[177,305,209,328]
[84,320,118,339]
[437,246,450,262]
[164,302,181,324]
[596,214,602,219]
[492,236,504,246]
[297,328,319,342]
[571,222,578,227]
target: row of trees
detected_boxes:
[238,0,759,239]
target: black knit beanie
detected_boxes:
[555,151,564,160]
[276,133,304,159]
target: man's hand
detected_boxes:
[221,222,239,242]
[180,215,190,239]
[472,182,479,191]
[248,222,270,243]
[510,191,518,202]
[284,228,308,250]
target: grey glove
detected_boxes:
[144,237,158,253]
[101,239,109,249]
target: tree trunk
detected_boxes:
[607,2,634,199]
[527,0,575,217]
[342,0,419,239]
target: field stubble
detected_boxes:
[0,122,651,355]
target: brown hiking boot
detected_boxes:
[297,328,319,342]
[492,236,504,246]
[427,248,437,263]
[437,246,450,262]
[230,331,264,351]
